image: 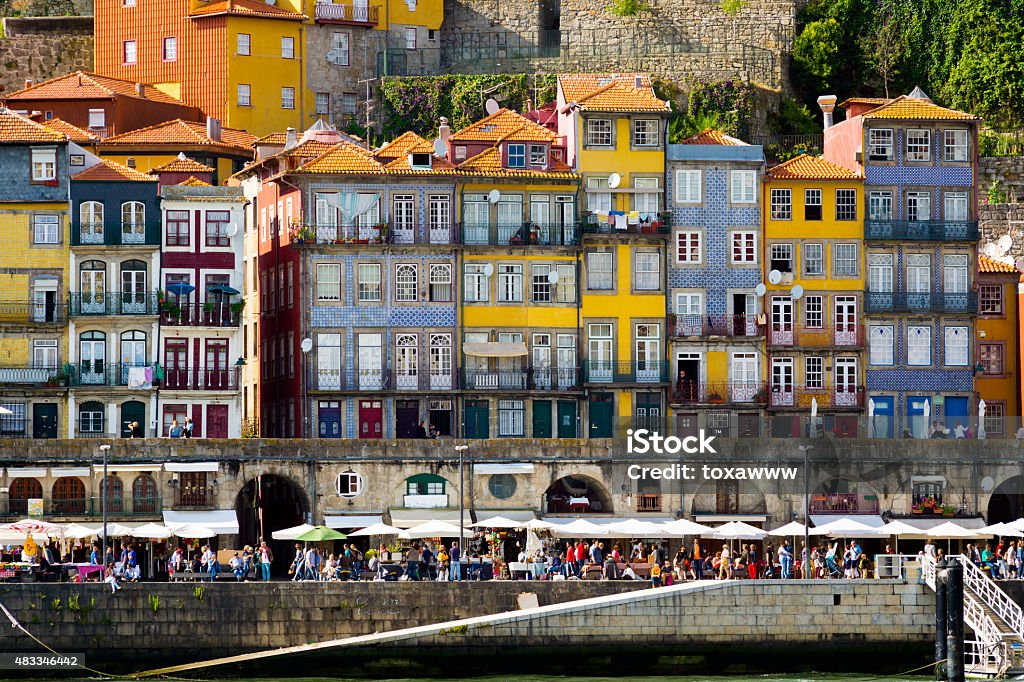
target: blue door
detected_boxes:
[870,396,894,438]
[318,401,341,438]
[944,396,969,430]
[907,397,929,439]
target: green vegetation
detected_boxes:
[655,77,756,143]
[606,0,649,16]
[988,180,1007,205]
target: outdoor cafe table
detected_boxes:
[68,564,103,582]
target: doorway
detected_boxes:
[396,399,419,438]
[120,401,145,438]
[235,474,308,576]
[207,405,228,438]
[556,400,576,438]
[318,401,341,438]
[533,399,552,438]
[33,404,57,438]
[358,400,383,439]
[674,353,700,403]
[588,393,613,438]
[464,399,489,439]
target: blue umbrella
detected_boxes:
[208,285,240,295]
[166,282,195,296]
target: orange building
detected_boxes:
[976,256,1021,437]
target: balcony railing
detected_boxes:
[290,222,455,246]
[767,325,865,348]
[669,313,762,339]
[809,493,880,515]
[69,362,157,387]
[767,385,865,410]
[0,496,162,519]
[582,213,672,236]
[0,366,66,387]
[73,221,161,247]
[672,381,768,405]
[865,291,978,313]
[635,493,662,512]
[173,489,211,508]
[461,367,582,391]
[69,291,160,316]
[0,300,65,325]
[160,302,240,327]
[314,1,379,25]
[865,219,979,242]
[461,222,580,247]
[583,361,669,384]
[309,367,459,391]
[162,367,240,391]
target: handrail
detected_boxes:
[959,553,1024,639]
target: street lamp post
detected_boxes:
[798,444,813,576]
[454,445,469,547]
[99,444,111,561]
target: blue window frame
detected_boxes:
[507,144,526,168]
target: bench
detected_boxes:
[217,567,257,581]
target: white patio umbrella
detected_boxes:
[470,516,526,529]
[402,520,474,539]
[271,523,316,540]
[525,519,557,531]
[63,524,98,539]
[662,518,713,536]
[606,519,671,537]
[769,521,808,536]
[877,520,925,554]
[0,406,13,415]
[927,520,988,553]
[170,524,217,539]
[130,523,173,539]
[550,519,609,537]
[810,517,883,537]
[94,523,135,538]
[980,522,1024,538]
[867,398,876,438]
[704,521,767,540]
[921,399,931,439]
[1006,518,1024,533]
[810,397,819,437]
[978,399,988,440]
[346,522,402,537]
[2,519,63,536]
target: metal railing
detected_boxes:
[669,313,762,339]
[671,381,767,405]
[160,302,240,327]
[73,221,161,246]
[69,291,160,316]
[635,494,662,512]
[865,291,978,313]
[314,2,379,25]
[461,367,581,391]
[0,300,65,324]
[460,222,580,247]
[808,493,879,514]
[583,361,669,384]
[173,489,211,508]
[767,325,864,348]
[308,367,458,391]
[581,214,672,235]
[162,367,240,391]
[0,366,66,386]
[68,363,156,387]
[768,386,865,410]
[290,222,456,246]
[865,219,979,242]
[0,496,162,518]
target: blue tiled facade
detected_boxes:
[0,144,70,203]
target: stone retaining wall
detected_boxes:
[0,18,93,97]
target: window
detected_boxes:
[907,326,931,366]
[287,261,294,307]
[985,402,1005,436]
[406,474,445,496]
[529,144,546,166]
[635,252,660,290]
[980,284,1003,314]
[336,472,363,497]
[833,243,858,277]
[587,252,614,290]
[88,109,105,129]
[0,402,25,436]
[205,210,230,246]
[731,231,757,264]
[944,254,968,294]
[770,243,793,273]
[281,87,295,109]
[121,201,144,242]
[331,32,350,65]
[869,253,893,292]
[633,119,659,146]
[464,263,489,302]
[313,92,329,115]
[237,85,251,106]
[498,264,522,302]
[316,264,340,302]
[428,195,450,237]
[498,400,525,437]
[79,201,103,243]
[33,215,59,244]
[804,188,822,220]
[556,263,575,303]
[633,177,660,213]
[980,343,1003,375]
[675,231,702,264]
[405,27,416,50]
[31,148,56,181]
[488,474,517,499]
[770,188,792,220]
[805,356,823,389]
[237,33,251,55]
[869,325,894,365]
[429,264,452,302]
[507,143,526,168]
[944,326,968,366]
[730,170,756,203]
[395,263,418,302]
[166,210,189,246]
[33,339,57,369]
[907,129,931,162]
[675,169,701,203]
[454,145,467,161]
[123,40,137,64]
[836,189,857,220]
[531,264,552,302]
[163,36,177,61]
[944,192,968,222]
[869,191,893,221]
[944,129,968,162]
[804,295,823,328]
[342,93,357,115]
[868,129,893,161]
[587,176,611,214]
[587,118,612,146]
[357,263,381,302]
[803,243,823,275]
[281,37,294,58]
[907,191,931,221]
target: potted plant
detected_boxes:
[942,504,956,517]
[230,298,245,316]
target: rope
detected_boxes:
[845,659,942,681]
[0,599,116,678]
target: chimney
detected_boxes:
[635,75,643,89]
[23,79,32,90]
[438,116,450,148]
[284,127,298,150]
[817,94,837,130]
[206,116,221,141]
[135,82,145,97]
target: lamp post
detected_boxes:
[798,444,813,576]
[99,444,111,561]
[454,445,469,546]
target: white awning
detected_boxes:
[162,510,239,533]
[462,342,527,358]
[49,467,91,477]
[389,508,471,529]
[164,462,219,473]
[5,468,47,478]
[810,514,884,528]
[693,514,768,523]
[911,475,947,487]
[473,463,535,475]
[324,515,383,529]
[541,516,675,526]
[93,464,163,473]
[474,509,536,522]
[889,517,986,532]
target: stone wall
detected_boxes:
[980,157,1024,204]
[0,18,93,97]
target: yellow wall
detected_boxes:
[376,0,444,30]
[462,255,578,330]
[578,115,664,214]
[977,278,1020,418]
[225,17,305,136]
[99,152,237,183]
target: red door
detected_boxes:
[207,405,228,438]
[359,400,383,439]
[205,340,228,389]
[164,341,188,389]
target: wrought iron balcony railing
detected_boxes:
[767,324,864,348]
[669,313,762,339]
[73,221,161,247]
[290,222,455,246]
[68,362,157,387]
[865,219,979,242]
[0,300,65,325]
[314,2,379,25]
[461,367,581,391]
[160,302,240,327]
[767,385,865,410]
[671,381,768,405]
[865,291,978,313]
[583,361,669,384]
[460,222,580,247]
[162,367,240,391]
[69,292,160,316]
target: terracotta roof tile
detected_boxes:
[450,108,558,143]
[152,153,215,173]
[570,80,668,112]
[681,128,747,145]
[42,118,98,144]
[559,73,655,102]
[0,107,67,143]
[862,95,978,121]
[101,119,256,153]
[457,147,577,179]
[3,71,186,105]
[71,157,157,182]
[295,141,385,174]
[381,153,458,175]
[189,0,305,19]
[283,140,337,159]
[376,131,434,158]
[254,132,286,146]
[979,255,1019,274]
[768,154,861,181]
[838,97,891,110]
[179,176,211,186]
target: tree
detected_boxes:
[859,3,906,98]
[792,18,844,91]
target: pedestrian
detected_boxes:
[104,563,120,593]
[290,543,303,581]
[125,543,140,582]
[184,417,194,438]
[89,543,100,565]
[259,541,273,581]
[416,421,427,438]
[168,419,184,438]
[718,544,730,579]
[201,545,219,581]
[450,541,461,581]
[691,538,703,580]
[437,544,450,581]
[405,543,421,581]
[230,552,245,580]
[650,561,662,588]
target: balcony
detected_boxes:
[584,361,669,384]
[160,302,240,328]
[163,367,240,391]
[635,493,662,512]
[581,213,671,237]
[669,313,762,339]
[73,221,161,247]
[309,367,459,391]
[865,291,978,314]
[672,381,767,405]
[461,367,581,392]
[767,325,864,348]
[0,300,65,325]
[69,363,157,388]
[290,222,455,246]
[70,291,160,316]
[767,385,865,410]
[0,496,162,519]
[865,219,979,242]
[809,493,880,515]
[0,366,66,387]
[460,222,580,247]
[314,1,379,25]
[173,488,211,508]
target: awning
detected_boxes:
[475,509,536,522]
[911,475,947,487]
[889,517,986,532]
[49,467,92,477]
[474,463,535,475]
[162,510,239,533]
[93,464,163,473]
[541,516,675,526]
[5,468,47,478]
[693,514,768,523]
[389,508,471,529]
[324,514,383,529]
[810,514,884,528]
[164,462,219,473]
[462,342,527,358]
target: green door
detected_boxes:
[120,400,146,438]
[464,400,489,439]
[588,393,614,438]
[557,400,577,438]
[532,400,552,438]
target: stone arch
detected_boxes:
[987,475,1024,524]
[810,476,881,516]
[235,474,309,575]
[543,474,613,514]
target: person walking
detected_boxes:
[258,542,273,581]
[290,543,304,581]
[691,538,703,580]
[406,543,421,581]
[450,541,461,581]
[779,540,793,579]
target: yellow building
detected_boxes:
[555,74,671,436]
[762,154,865,437]
[976,256,1020,437]
[0,110,72,438]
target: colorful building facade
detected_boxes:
[976,256,1021,437]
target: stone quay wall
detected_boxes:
[0,18,94,97]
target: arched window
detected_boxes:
[121,201,145,243]
[132,474,158,513]
[405,473,446,496]
[9,478,42,516]
[102,475,123,513]
[120,260,148,313]
[80,201,104,244]
[79,260,106,314]
[120,330,147,367]
[78,400,105,434]
[52,477,86,515]
[79,333,106,385]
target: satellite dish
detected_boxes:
[300,338,313,354]
[482,263,494,277]
[983,242,999,258]
[608,173,621,189]
[754,283,767,297]
[1015,258,1024,272]
[487,189,501,204]
[433,138,447,157]
[226,223,238,237]
[326,49,339,64]
[790,284,804,300]
[981,476,995,493]
[768,269,782,285]
[547,270,560,285]
[485,98,500,116]
[998,234,1014,253]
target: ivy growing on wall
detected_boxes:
[655,77,756,143]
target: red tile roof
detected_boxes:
[979,255,1019,274]
[457,147,577,179]
[72,158,157,182]
[179,176,211,186]
[0,108,67,143]
[376,131,434,158]
[189,0,305,19]
[862,95,978,121]
[3,71,186,105]
[151,153,216,173]
[768,154,862,181]
[101,119,256,154]
[450,108,558,143]
[681,128,747,145]
[42,118,99,144]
